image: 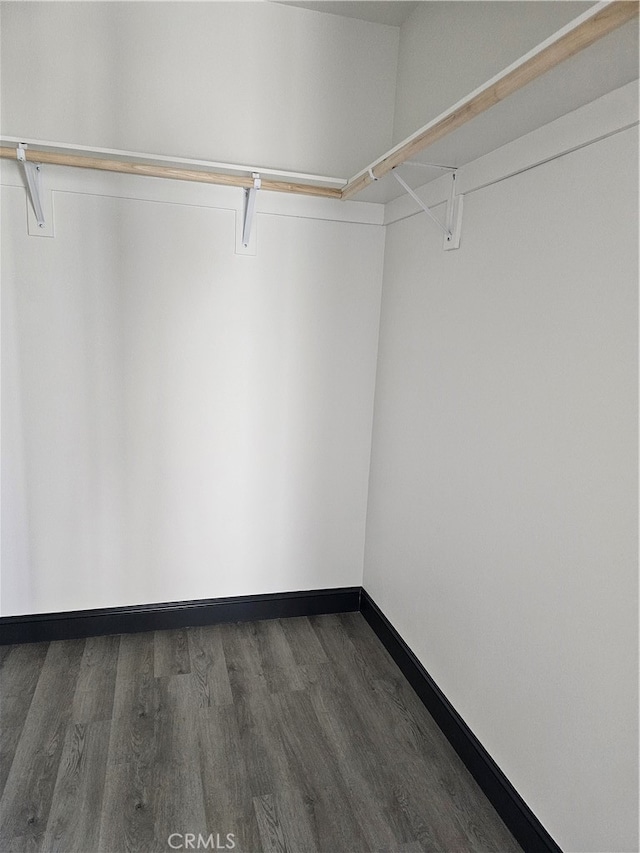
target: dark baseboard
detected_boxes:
[360,589,562,853]
[0,586,361,645]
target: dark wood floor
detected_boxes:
[0,613,521,853]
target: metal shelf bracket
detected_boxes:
[393,167,463,251]
[17,143,46,229]
[242,172,261,247]
[443,171,463,251]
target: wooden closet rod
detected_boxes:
[0,147,343,200]
[341,0,639,200]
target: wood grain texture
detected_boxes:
[269,688,374,852]
[146,677,209,845]
[1,616,522,852]
[188,625,234,708]
[0,725,22,803]
[4,835,43,853]
[279,616,329,666]
[253,794,288,853]
[255,789,320,853]
[233,687,293,799]
[0,643,49,729]
[0,148,342,199]
[109,631,159,766]
[0,639,85,845]
[220,621,270,702]
[71,635,119,722]
[100,674,208,852]
[153,628,191,677]
[196,703,261,853]
[251,619,305,694]
[0,643,49,800]
[41,721,111,852]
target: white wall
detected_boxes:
[364,122,638,852]
[1,170,384,615]
[0,0,392,616]
[0,1,399,178]
[393,1,592,144]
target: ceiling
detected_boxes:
[273,1,419,27]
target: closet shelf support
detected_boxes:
[392,168,463,250]
[242,172,261,248]
[17,143,45,228]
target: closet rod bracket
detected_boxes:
[393,167,463,251]
[242,172,261,248]
[443,171,463,251]
[17,143,46,229]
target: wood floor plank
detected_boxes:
[279,616,328,666]
[0,643,52,824]
[153,628,190,677]
[100,675,208,853]
[72,635,120,723]
[3,833,43,852]
[252,620,305,694]
[97,759,156,853]
[41,720,111,852]
[254,789,321,853]
[148,677,209,845]
[295,661,342,693]
[0,642,49,729]
[188,625,234,708]
[0,644,14,667]
[196,703,261,853]
[253,794,288,853]
[0,725,22,802]
[220,621,270,701]
[114,631,155,684]
[269,689,370,852]
[233,688,293,799]
[310,684,415,850]
[109,631,160,766]
[0,639,85,843]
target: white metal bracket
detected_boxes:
[242,172,261,246]
[443,171,463,251]
[235,172,260,255]
[17,143,46,229]
[393,167,463,251]
[16,143,54,236]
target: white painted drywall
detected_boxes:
[392,1,592,144]
[363,125,638,852]
[1,177,384,615]
[0,1,398,178]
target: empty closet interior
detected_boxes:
[1,3,638,852]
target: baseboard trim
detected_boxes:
[360,589,562,853]
[0,587,361,645]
